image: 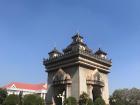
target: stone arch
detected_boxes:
[92,71,104,101]
[53,68,66,81]
[53,68,72,105]
[86,70,103,81]
[53,68,72,82]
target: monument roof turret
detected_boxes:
[63,33,92,53]
[95,48,107,55]
[48,47,62,55]
[72,33,83,41]
[43,33,112,72]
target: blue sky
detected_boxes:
[0,0,140,94]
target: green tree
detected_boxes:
[87,98,94,105]
[4,94,19,105]
[109,88,140,105]
[94,97,106,105]
[23,94,45,105]
[36,96,45,105]
[64,96,77,105]
[0,89,7,105]
[79,92,89,105]
[79,92,94,105]
[109,96,124,105]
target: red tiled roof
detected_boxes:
[3,82,47,90]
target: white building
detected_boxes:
[3,82,47,99]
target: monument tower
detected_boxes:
[43,33,112,105]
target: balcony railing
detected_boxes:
[44,48,111,64]
[53,80,72,85]
[87,80,104,87]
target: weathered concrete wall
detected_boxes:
[64,66,79,100]
[46,67,110,105]
[46,71,55,105]
[101,72,109,104]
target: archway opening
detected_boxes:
[54,86,66,105]
[92,86,102,102]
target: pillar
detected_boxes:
[87,84,93,100]
[66,85,72,98]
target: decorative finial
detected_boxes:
[98,44,102,49]
[76,32,80,37]
[53,47,57,51]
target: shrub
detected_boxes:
[109,88,140,105]
[94,97,106,105]
[79,92,89,105]
[79,92,94,105]
[23,94,45,105]
[64,96,77,105]
[4,94,19,105]
[87,98,94,105]
[0,89,7,105]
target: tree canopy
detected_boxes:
[64,96,77,105]
[110,88,140,105]
[94,97,105,105]
[4,94,19,105]
[79,92,94,105]
[87,98,94,105]
[0,89,7,105]
[23,94,45,105]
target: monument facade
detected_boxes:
[43,33,112,105]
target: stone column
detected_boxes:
[66,85,72,98]
[87,84,93,100]
[46,85,55,105]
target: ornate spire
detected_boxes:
[48,47,62,58]
[95,48,107,59]
[95,48,107,55]
[63,33,92,54]
[72,33,83,43]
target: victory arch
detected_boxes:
[43,33,112,105]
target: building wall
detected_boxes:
[46,71,55,104]
[6,88,47,99]
[65,66,79,100]
[101,72,109,104]
[46,67,110,105]
[78,66,109,104]
[79,66,87,94]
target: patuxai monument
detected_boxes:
[43,33,112,105]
